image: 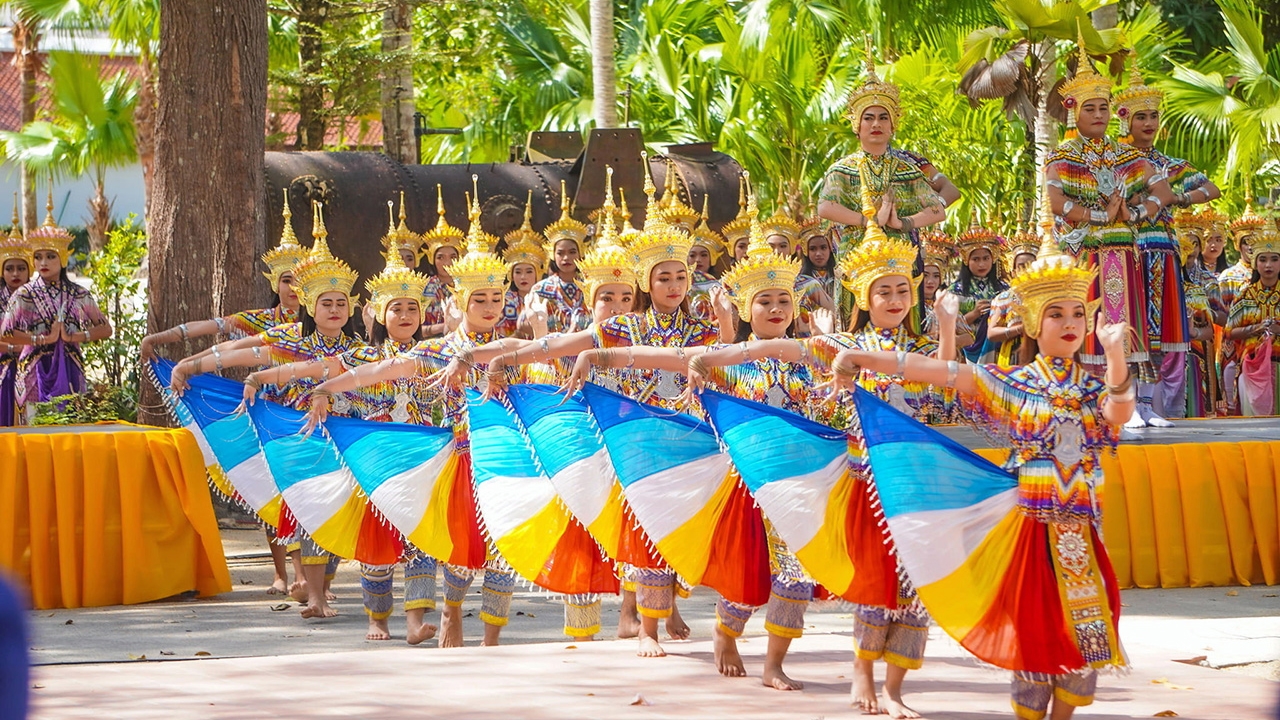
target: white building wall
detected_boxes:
[0,162,147,228]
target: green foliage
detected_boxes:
[30,386,136,425]
[78,214,146,419]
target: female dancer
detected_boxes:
[0,192,112,424]
[984,229,1040,366]
[688,197,726,321]
[531,180,592,334]
[1220,204,1264,413]
[827,224,1134,720]
[243,249,437,644]
[141,191,305,358]
[1226,227,1280,416]
[798,216,836,299]
[420,185,467,338]
[1173,211,1223,417]
[497,194,548,338]
[0,223,31,426]
[949,217,1009,363]
[170,205,363,619]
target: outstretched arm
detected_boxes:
[170,345,270,394]
[560,345,709,396]
[831,347,976,395]
[241,358,341,406]
[141,318,225,360]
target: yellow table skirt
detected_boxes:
[976,441,1280,589]
[0,423,232,609]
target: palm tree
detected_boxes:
[1160,0,1280,207]
[0,51,138,251]
[589,0,616,127]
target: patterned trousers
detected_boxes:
[443,563,516,627]
[360,554,438,620]
[852,604,929,670]
[1011,670,1097,720]
[715,577,812,639]
[563,593,602,637]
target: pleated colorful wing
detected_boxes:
[700,389,876,601]
[149,358,283,528]
[581,383,768,606]
[245,402,401,565]
[467,390,617,595]
[503,384,625,560]
[322,415,484,569]
[851,389,1037,669]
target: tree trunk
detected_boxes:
[1032,41,1058,205]
[380,1,416,163]
[135,50,158,226]
[296,0,328,150]
[14,14,40,232]
[145,0,268,425]
[589,0,617,128]
[1091,5,1118,31]
[87,174,112,253]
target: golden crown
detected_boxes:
[919,230,957,270]
[380,191,425,263]
[262,189,311,286]
[1115,54,1162,136]
[420,184,467,260]
[366,248,431,323]
[690,195,724,262]
[1252,223,1280,258]
[461,177,501,256]
[1009,191,1098,339]
[1060,31,1112,129]
[2,194,28,268]
[449,251,511,307]
[797,212,825,246]
[617,187,640,239]
[1228,201,1268,243]
[759,204,802,255]
[629,224,694,293]
[578,246,637,304]
[845,35,900,126]
[720,171,754,250]
[591,166,626,253]
[720,252,800,315]
[1007,225,1041,261]
[543,179,589,249]
[1173,210,1204,265]
[502,191,548,271]
[26,185,74,265]
[293,202,359,317]
[955,212,1005,262]
[836,180,918,310]
[656,160,700,232]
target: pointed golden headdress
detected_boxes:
[919,229,957,272]
[578,166,638,302]
[26,184,74,265]
[845,35,901,126]
[1009,191,1098,339]
[1251,222,1280,259]
[690,195,724,263]
[543,179,590,250]
[380,191,425,264]
[720,171,754,252]
[366,246,431,323]
[261,189,311,287]
[1060,29,1113,133]
[292,202,359,317]
[955,209,1005,263]
[1114,53,1162,137]
[1,193,29,269]
[449,176,511,307]
[617,187,640,239]
[759,193,802,256]
[420,184,467,261]
[720,193,800,314]
[1228,201,1267,245]
[628,176,695,294]
[1172,208,1208,265]
[502,190,549,271]
[836,179,918,311]
[656,160,700,232]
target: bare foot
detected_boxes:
[300,601,337,619]
[637,634,666,658]
[440,606,464,648]
[366,617,391,641]
[481,622,501,647]
[881,688,921,719]
[713,626,746,677]
[407,621,437,645]
[616,590,640,639]
[289,580,309,604]
[851,660,879,714]
[268,578,288,595]
[763,664,804,691]
[325,589,337,602]
[665,605,691,641]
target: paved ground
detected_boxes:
[23,528,1280,719]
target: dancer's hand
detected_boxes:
[170,360,191,396]
[427,358,468,392]
[811,307,836,336]
[558,351,595,400]
[1095,316,1129,354]
[875,191,895,226]
[302,394,331,437]
[524,292,549,335]
[934,289,960,325]
[444,298,463,333]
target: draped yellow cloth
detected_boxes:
[976,441,1280,589]
[0,423,232,609]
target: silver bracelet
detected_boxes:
[177,323,189,341]
[538,337,550,356]
[739,343,750,362]
[213,317,226,334]
[1090,209,1107,226]
[945,360,959,388]
[321,362,331,382]
[626,345,635,368]
[211,345,223,372]
[895,350,907,376]
[1062,200,1075,217]
[1046,178,1064,189]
